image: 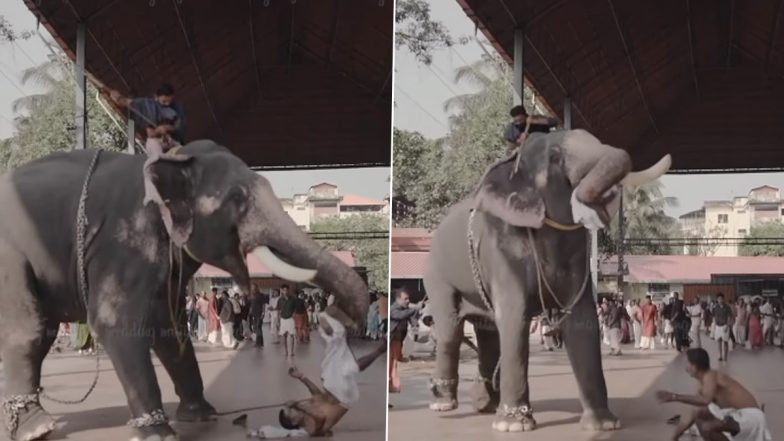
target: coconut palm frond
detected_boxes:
[453,62,494,88]
[19,59,68,89]
[11,94,50,114]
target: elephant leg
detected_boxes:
[471,322,500,413]
[151,325,215,422]
[492,277,536,433]
[424,275,461,412]
[0,258,57,441]
[561,288,620,431]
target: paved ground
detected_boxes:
[389,334,783,440]
[0,328,386,441]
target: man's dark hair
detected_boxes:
[509,105,527,117]
[156,83,175,96]
[211,287,218,292]
[278,409,301,430]
[646,295,652,300]
[281,284,289,289]
[686,348,710,371]
[717,292,724,299]
[394,288,409,299]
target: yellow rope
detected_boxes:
[543,217,584,231]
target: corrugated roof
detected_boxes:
[195,250,355,278]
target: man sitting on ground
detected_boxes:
[248,306,387,438]
[656,348,770,441]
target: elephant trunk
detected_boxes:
[240,177,369,327]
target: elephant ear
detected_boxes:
[473,135,552,228]
[143,153,194,247]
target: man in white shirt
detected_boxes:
[760,299,775,346]
[268,289,282,344]
[686,298,704,349]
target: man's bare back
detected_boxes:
[702,370,758,410]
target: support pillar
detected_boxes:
[74,23,87,150]
[126,118,135,154]
[513,28,524,106]
[617,191,625,296]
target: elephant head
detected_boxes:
[473,129,671,229]
[141,140,368,326]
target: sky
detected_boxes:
[0,2,390,201]
[392,1,784,218]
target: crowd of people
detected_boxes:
[586,292,784,360]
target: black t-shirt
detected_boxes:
[713,304,733,326]
[294,298,308,314]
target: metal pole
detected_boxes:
[513,28,524,106]
[74,23,87,150]
[617,190,625,293]
[126,118,135,154]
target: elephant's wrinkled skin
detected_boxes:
[424,129,669,433]
[0,141,369,441]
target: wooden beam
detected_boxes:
[687,0,700,98]
[172,0,223,133]
[727,0,735,68]
[767,0,784,65]
[327,0,341,64]
[525,0,569,27]
[248,0,262,99]
[607,0,659,133]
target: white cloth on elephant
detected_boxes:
[698,402,771,441]
[570,190,605,231]
[318,312,360,407]
[247,425,308,438]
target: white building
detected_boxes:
[280,182,389,231]
[679,185,784,256]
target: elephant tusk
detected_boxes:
[252,246,317,282]
[621,154,672,186]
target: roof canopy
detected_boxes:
[456,0,784,172]
[25,0,392,169]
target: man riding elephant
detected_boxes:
[423,128,671,433]
[0,141,369,441]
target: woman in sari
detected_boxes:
[748,301,764,349]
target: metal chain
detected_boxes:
[497,404,534,419]
[2,393,40,438]
[127,409,169,428]
[41,149,103,405]
[467,209,495,313]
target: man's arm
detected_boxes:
[656,372,717,407]
[289,367,325,397]
[389,304,417,321]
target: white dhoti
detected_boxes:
[633,322,642,348]
[690,319,702,348]
[734,324,747,345]
[247,425,308,438]
[714,324,731,341]
[607,328,621,351]
[279,317,296,336]
[703,402,771,441]
[221,321,235,348]
[318,312,360,407]
[640,336,655,350]
[208,330,219,345]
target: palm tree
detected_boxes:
[12,45,71,127]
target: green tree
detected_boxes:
[0,16,31,42]
[0,43,125,170]
[599,182,679,256]
[739,222,784,256]
[310,214,389,292]
[395,0,466,65]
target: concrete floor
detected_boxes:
[0,328,386,441]
[389,335,784,441]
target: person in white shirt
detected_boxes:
[268,289,282,344]
[760,299,775,346]
[686,298,704,349]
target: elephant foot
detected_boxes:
[492,405,535,432]
[580,409,621,431]
[175,398,216,422]
[428,377,458,412]
[471,378,499,413]
[3,394,55,441]
[128,423,178,441]
[428,398,458,412]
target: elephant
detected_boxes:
[0,140,369,441]
[423,129,670,433]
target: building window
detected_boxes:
[717,214,728,224]
[738,229,747,235]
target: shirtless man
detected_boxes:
[656,348,770,441]
[248,307,386,438]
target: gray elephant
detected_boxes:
[423,129,670,432]
[0,141,369,441]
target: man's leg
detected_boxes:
[695,407,736,441]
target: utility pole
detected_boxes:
[617,190,625,293]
